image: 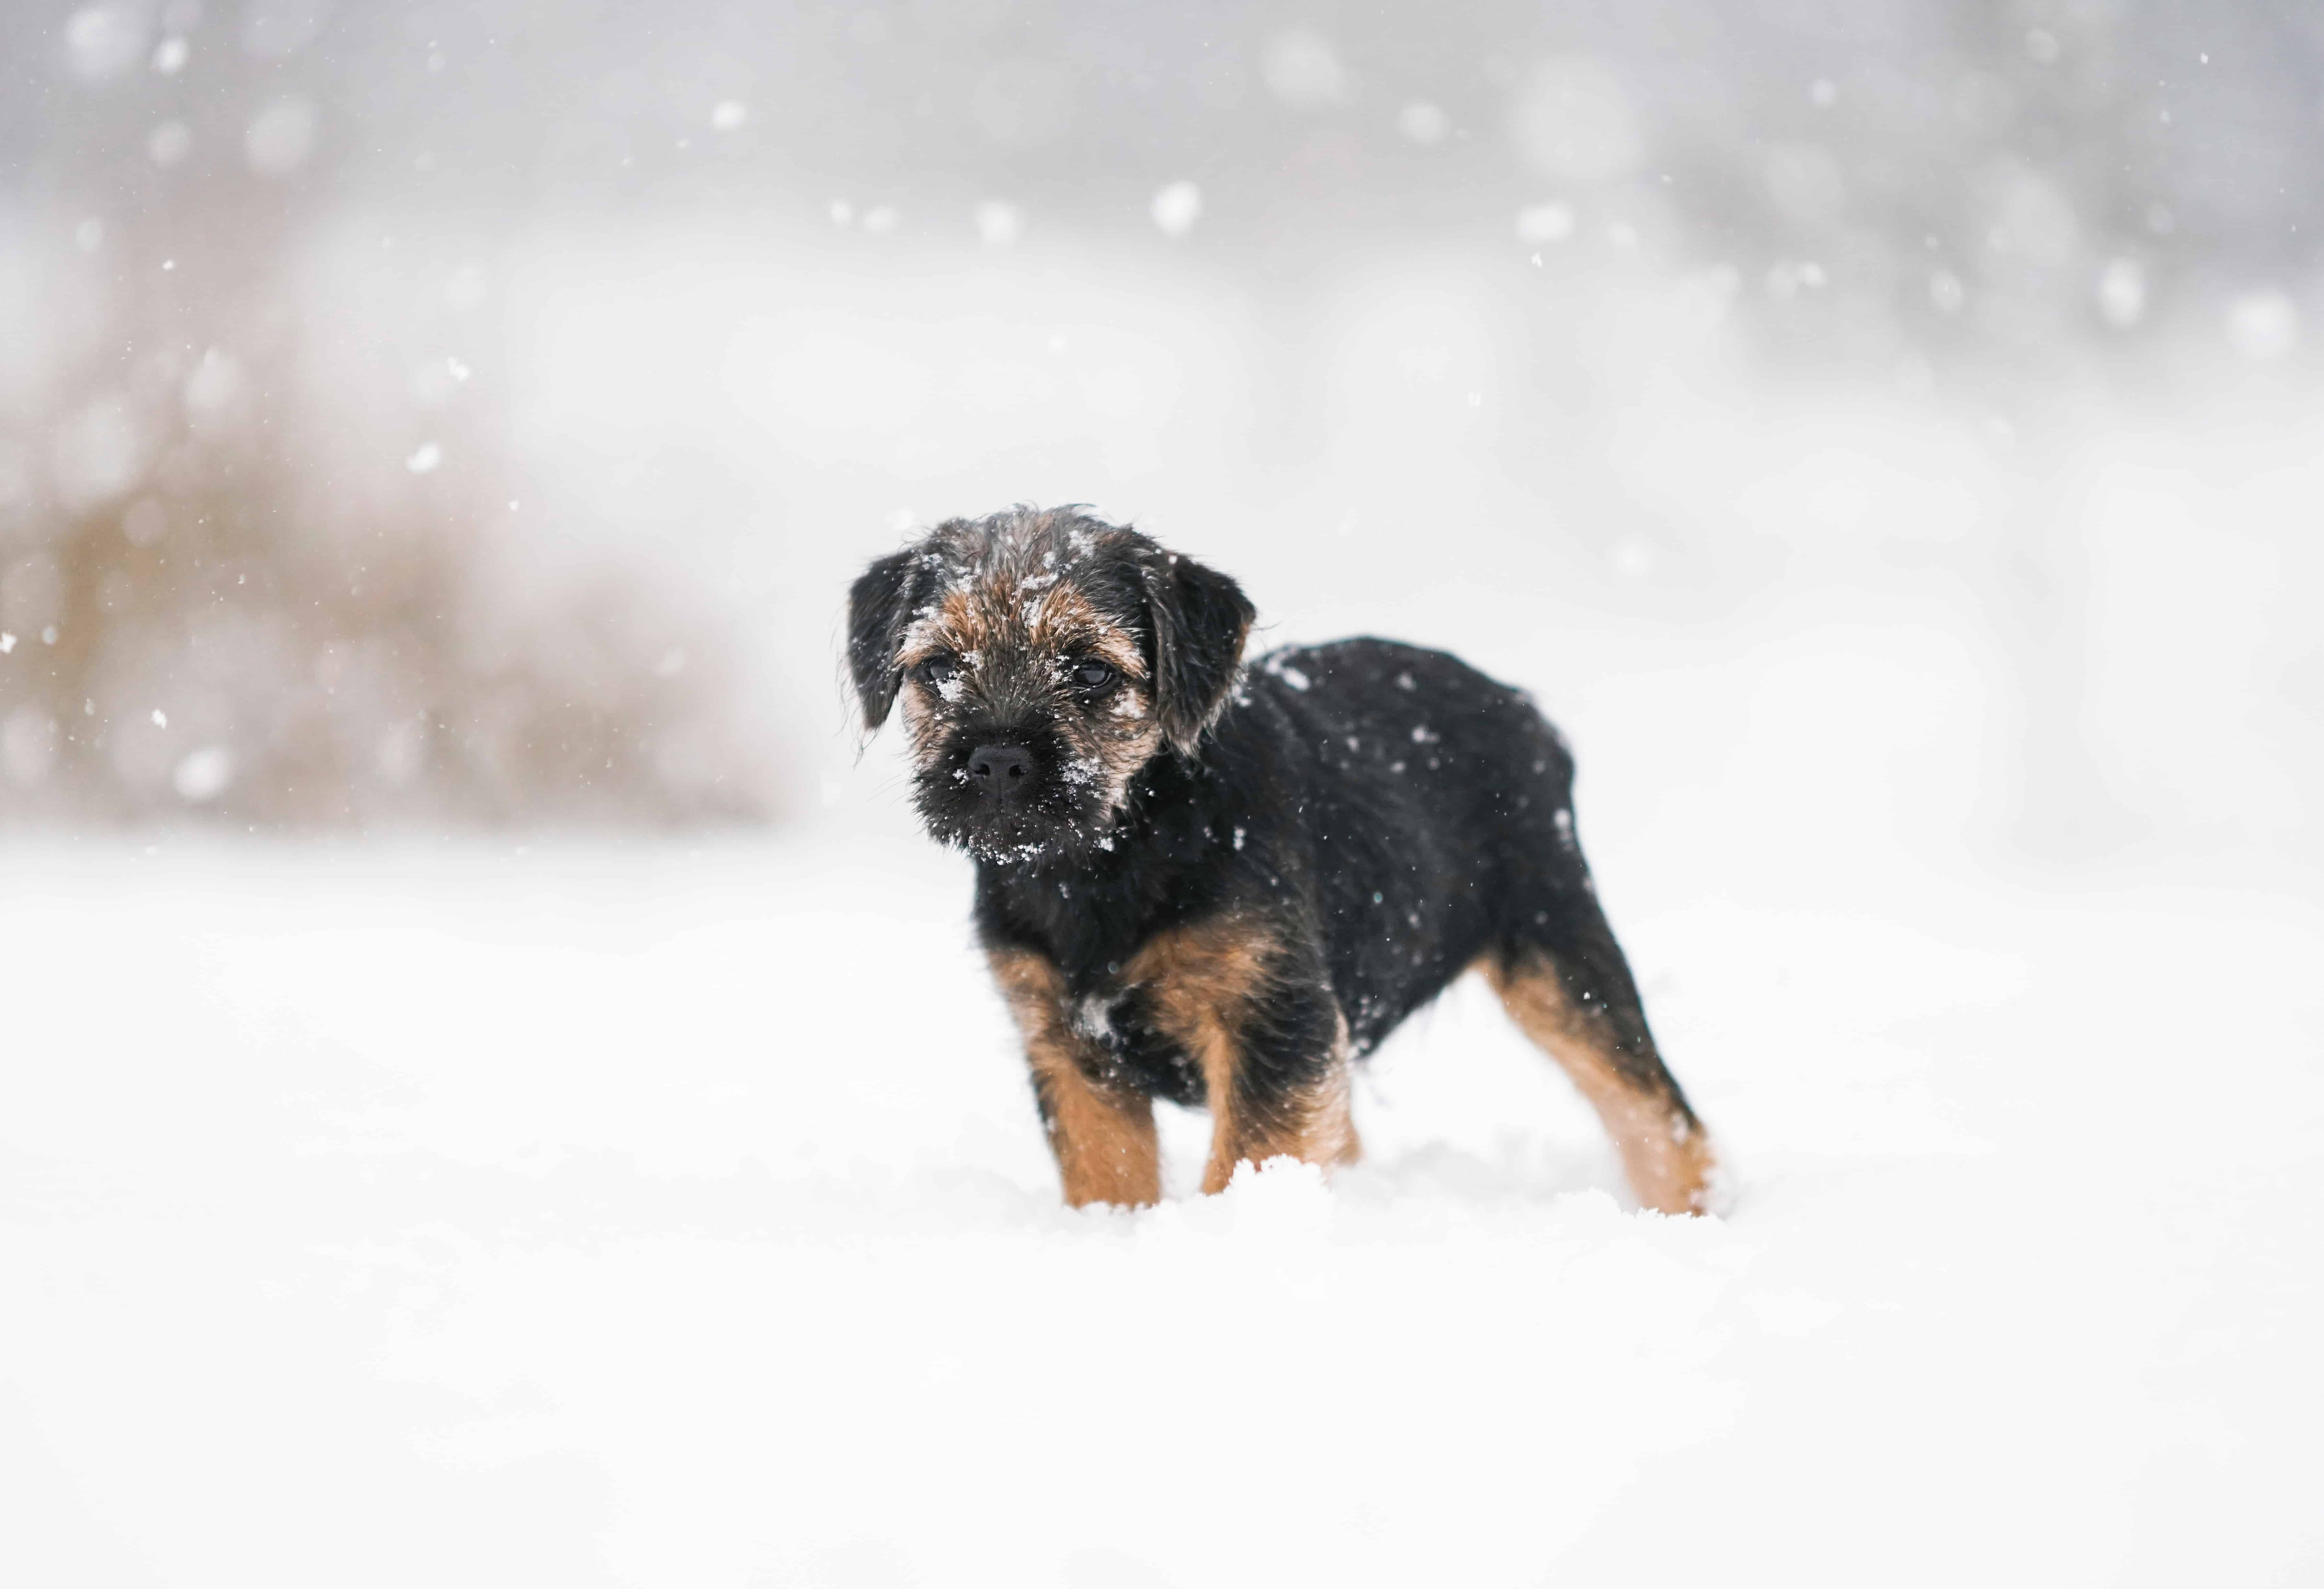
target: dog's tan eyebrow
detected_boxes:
[1013,583,1145,677]
[894,586,981,666]
[899,579,1149,680]
[1068,625,1147,678]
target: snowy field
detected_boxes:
[4,807,2318,1585]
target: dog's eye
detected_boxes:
[914,655,959,688]
[1069,658,1117,693]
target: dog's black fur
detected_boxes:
[849,505,1718,1211]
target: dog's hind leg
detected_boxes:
[988,946,1160,1208]
[1482,895,1720,1216]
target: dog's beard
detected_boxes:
[909,736,1138,866]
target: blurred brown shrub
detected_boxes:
[0,373,782,829]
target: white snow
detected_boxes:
[171,745,236,802]
[974,201,1023,247]
[1150,181,1202,238]
[2098,257,2147,328]
[1,821,2316,1587]
[1263,654,1311,691]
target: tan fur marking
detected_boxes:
[989,947,1158,1208]
[1126,920,1361,1194]
[1480,955,1718,1215]
[904,581,1147,682]
[1021,583,1145,676]
[1080,623,1148,680]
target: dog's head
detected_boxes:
[848,506,1253,864]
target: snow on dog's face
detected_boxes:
[848,506,1252,865]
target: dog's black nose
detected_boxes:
[967,744,1036,803]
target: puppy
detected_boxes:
[848,505,1718,1213]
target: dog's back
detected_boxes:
[1230,637,1586,1056]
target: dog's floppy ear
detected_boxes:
[1141,551,1255,757]
[848,548,922,731]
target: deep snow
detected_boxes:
[2,820,2318,1586]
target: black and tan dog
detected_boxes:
[848,506,1719,1214]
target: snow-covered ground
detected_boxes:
[3,810,2317,1585]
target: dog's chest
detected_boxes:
[1068,986,1128,1047]
[1065,976,1205,1105]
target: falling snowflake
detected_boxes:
[1151,181,1201,238]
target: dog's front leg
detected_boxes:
[1185,974,1360,1195]
[987,945,1159,1208]
[1121,917,1361,1194]
[1195,1011,1361,1194]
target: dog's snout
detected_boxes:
[967,744,1037,802]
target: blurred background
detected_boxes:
[2,0,2319,889]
